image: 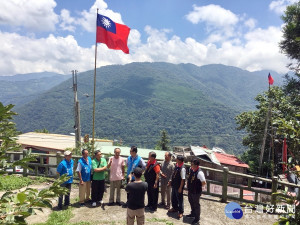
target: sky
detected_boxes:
[0,0,298,76]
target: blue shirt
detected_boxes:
[127,155,146,181]
[77,156,92,182]
[57,159,74,184]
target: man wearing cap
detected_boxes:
[56,150,74,210]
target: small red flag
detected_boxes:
[268,73,274,85]
[96,14,130,54]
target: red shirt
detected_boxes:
[147,160,160,173]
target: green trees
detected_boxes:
[278,0,300,165]
[236,2,300,224]
[279,1,300,73]
[155,130,171,151]
[236,87,297,175]
[0,102,68,224]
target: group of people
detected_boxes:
[56,146,206,225]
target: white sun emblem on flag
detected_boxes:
[102,18,111,29]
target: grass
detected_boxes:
[147,218,174,225]
[33,208,73,225]
[0,174,32,191]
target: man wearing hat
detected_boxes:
[56,150,74,210]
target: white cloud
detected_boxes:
[0,22,289,76]
[0,31,94,75]
[129,26,288,73]
[0,0,58,31]
[185,4,240,43]
[244,18,256,30]
[59,9,76,32]
[77,0,124,32]
[269,0,298,15]
[0,0,290,76]
[186,4,239,27]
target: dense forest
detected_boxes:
[10,63,284,155]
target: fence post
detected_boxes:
[221,167,229,203]
[22,149,28,177]
[271,176,278,206]
[56,151,62,178]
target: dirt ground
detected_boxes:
[23,183,278,225]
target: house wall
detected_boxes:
[199,158,248,185]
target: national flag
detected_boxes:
[96,14,130,54]
[282,138,288,175]
[268,73,274,85]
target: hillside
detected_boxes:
[13,63,284,154]
[0,72,70,106]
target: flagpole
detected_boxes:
[259,73,272,176]
[92,8,99,154]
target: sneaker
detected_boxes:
[80,203,85,207]
[92,202,97,207]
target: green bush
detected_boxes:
[0,175,32,191]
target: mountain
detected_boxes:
[0,72,71,106]
[13,63,284,155]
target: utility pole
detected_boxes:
[72,70,81,150]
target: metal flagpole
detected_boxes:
[92,8,99,154]
[259,78,272,175]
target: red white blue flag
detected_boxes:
[268,73,274,85]
[96,14,130,54]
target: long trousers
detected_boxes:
[171,187,184,214]
[160,183,171,206]
[146,182,159,210]
[79,181,91,203]
[188,192,201,221]
[127,208,145,225]
[58,183,71,208]
[91,179,105,202]
[109,180,122,203]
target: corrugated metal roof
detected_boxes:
[17,132,167,161]
[214,152,249,168]
[95,145,168,161]
[191,146,221,165]
[17,132,113,151]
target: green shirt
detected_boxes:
[92,157,107,180]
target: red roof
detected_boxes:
[214,152,249,168]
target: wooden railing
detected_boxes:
[5,150,300,206]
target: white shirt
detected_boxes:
[197,170,206,182]
[180,167,186,179]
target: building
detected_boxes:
[173,145,249,185]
